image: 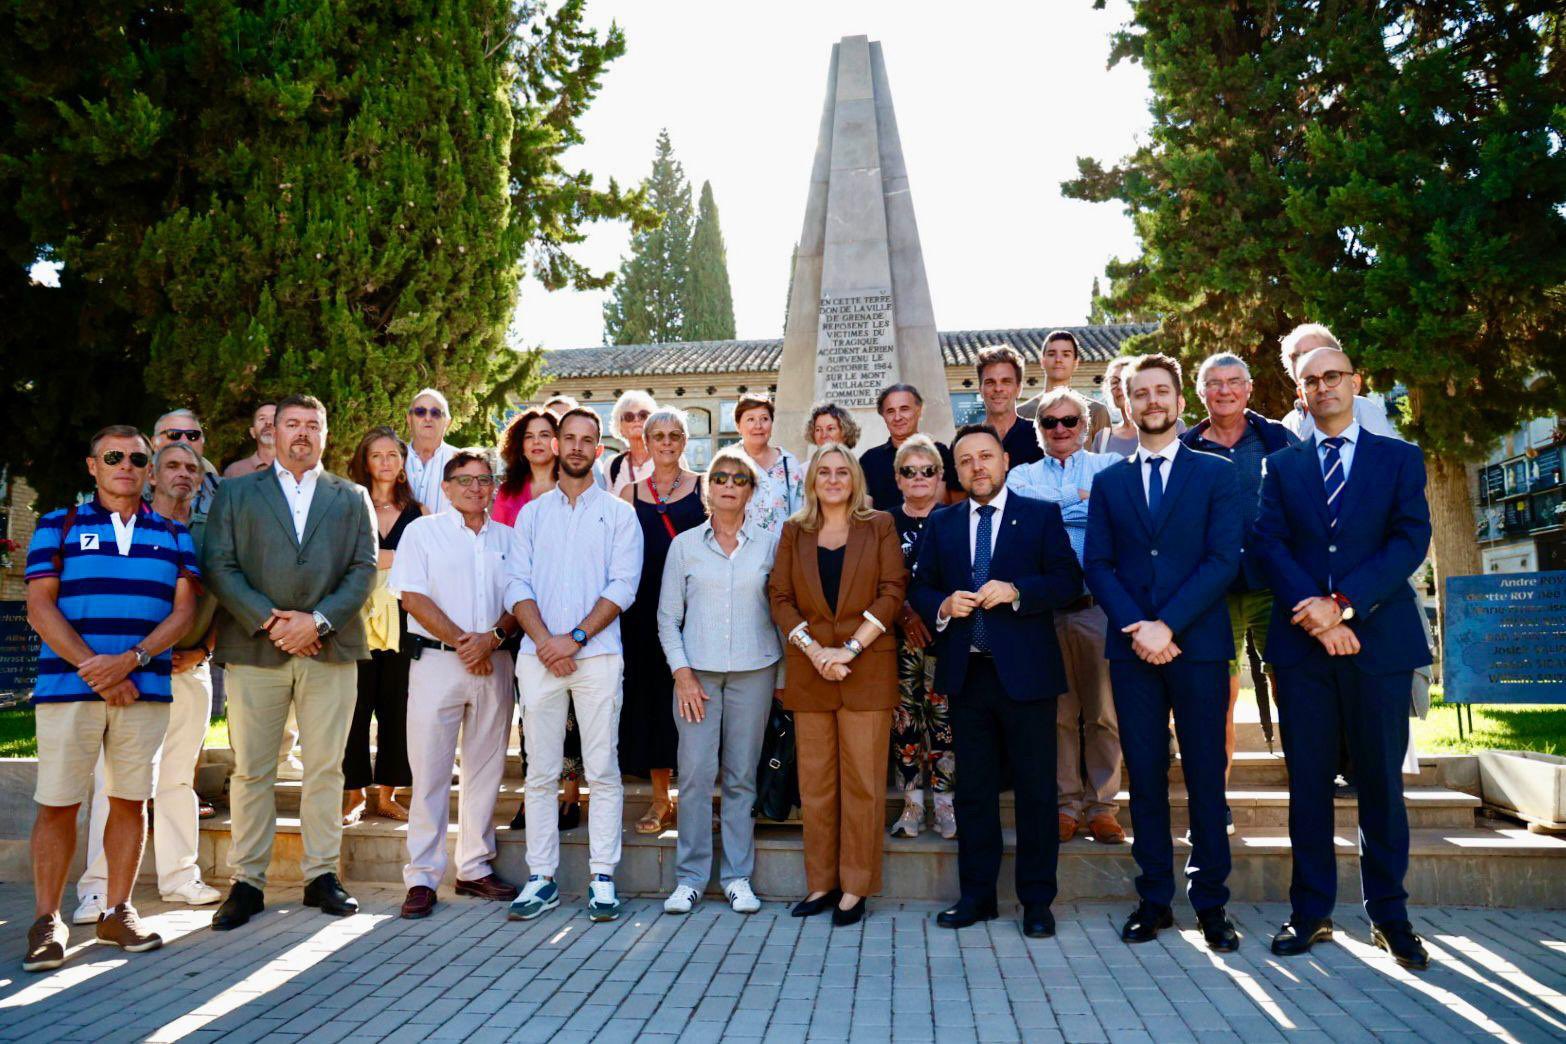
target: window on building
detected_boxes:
[1534,489,1564,528]
[684,407,714,471]
[1507,460,1529,494]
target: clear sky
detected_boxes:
[515,0,1152,350]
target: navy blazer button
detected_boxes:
[1328,544,1338,553]
[1150,549,1159,557]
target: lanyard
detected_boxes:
[647,478,679,540]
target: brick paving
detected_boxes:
[0,885,1563,1042]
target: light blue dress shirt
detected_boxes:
[1005,448,1120,564]
[657,520,781,674]
[503,484,643,657]
[1313,420,1362,482]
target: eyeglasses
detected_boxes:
[1202,378,1250,392]
[648,429,685,442]
[1302,370,1354,392]
[709,471,753,487]
[621,410,650,423]
[101,451,150,468]
[448,474,495,488]
[1039,415,1081,430]
[409,406,445,419]
[898,465,940,479]
[159,428,203,441]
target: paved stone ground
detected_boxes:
[0,885,1563,1042]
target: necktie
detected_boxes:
[1321,437,1347,529]
[1146,456,1165,516]
[971,504,996,652]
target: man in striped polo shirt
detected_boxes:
[22,425,199,972]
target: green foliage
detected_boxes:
[603,129,695,344]
[0,0,646,505]
[1087,275,1157,326]
[686,180,736,341]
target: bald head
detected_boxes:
[1296,347,1361,429]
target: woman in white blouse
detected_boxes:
[734,392,802,534]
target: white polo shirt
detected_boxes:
[388,509,514,640]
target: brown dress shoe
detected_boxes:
[401,886,438,919]
[1058,814,1080,843]
[96,903,162,953]
[1087,813,1126,844]
[455,874,520,902]
[24,913,68,972]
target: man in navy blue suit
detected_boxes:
[1083,354,1244,951]
[910,424,1083,937]
[1253,346,1432,970]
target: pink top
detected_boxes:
[492,483,532,527]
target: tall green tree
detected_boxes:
[685,180,736,341]
[603,129,694,344]
[1,0,645,505]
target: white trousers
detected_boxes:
[403,650,513,890]
[516,653,623,877]
[79,662,212,898]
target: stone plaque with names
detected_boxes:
[815,288,896,410]
[1444,571,1566,704]
[0,600,39,695]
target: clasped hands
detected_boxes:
[77,652,140,706]
[263,609,322,657]
[1123,619,1180,665]
[536,633,581,678]
[454,631,500,676]
[938,580,1018,621]
[1291,596,1360,656]
[807,643,853,683]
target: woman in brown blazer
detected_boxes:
[769,442,907,926]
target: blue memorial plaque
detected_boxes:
[0,600,39,695]
[1444,571,1566,704]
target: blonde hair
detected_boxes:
[789,441,876,532]
[893,433,943,473]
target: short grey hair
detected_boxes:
[610,389,657,440]
[1196,353,1252,389]
[893,433,943,473]
[154,408,201,432]
[409,387,450,415]
[702,445,764,513]
[153,442,201,469]
[1279,324,1340,377]
[1032,387,1092,448]
[643,405,689,440]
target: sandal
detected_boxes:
[376,793,410,822]
[635,800,676,835]
[342,798,367,827]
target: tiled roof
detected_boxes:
[542,323,1159,380]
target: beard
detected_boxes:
[558,454,594,479]
[1136,411,1176,436]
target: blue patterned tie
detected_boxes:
[971,505,996,652]
[1146,456,1165,515]
[1321,437,1347,529]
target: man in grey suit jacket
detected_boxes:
[202,394,377,929]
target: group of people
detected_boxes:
[21,323,1434,980]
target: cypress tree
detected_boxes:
[603,129,694,344]
[685,180,736,341]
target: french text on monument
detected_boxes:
[815,289,896,409]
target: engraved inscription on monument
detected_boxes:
[1445,571,1566,704]
[815,288,896,409]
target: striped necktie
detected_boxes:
[1321,437,1347,528]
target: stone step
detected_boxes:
[194,814,1566,908]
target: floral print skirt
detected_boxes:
[891,639,954,794]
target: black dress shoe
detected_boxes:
[507,803,525,831]
[1271,916,1333,956]
[1121,901,1174,943]
[558,801,581,831]
[831,897,867,927]
[1372,920,1430,970]
[936,896,999,929]
[211,882,265,931]
[303,873,359,916]
[1021,904,1055,939]
[1196,907,1240,952]
[791,889,842,918]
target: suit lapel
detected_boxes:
[1295,438,1333,529]
[259,471,301,548]
[1152,448,1195,534]
[799,525,831,621]
[839,522,873,621]
[1122,459,1154,536]
[989,496,1022,576]
[1334,431,1378,527]
[299,476,335,550]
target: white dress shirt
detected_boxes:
[274,460,323,542]
[1313,420,1362,483]
[405,441,457,515]
[503,483,644,658]
[389,510,515,639]
[1135,440,1182,506]
[935,487,1018,640]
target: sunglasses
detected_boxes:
[621,409,650,423]
[159,428,203,441]
[409,405,445,419]
[898,465,939,479]
[709,471,753,487]
[101,450,150,468]
[1039,415,1081,430]
[449,474,495,488]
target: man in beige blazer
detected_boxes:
[202,394,377,929]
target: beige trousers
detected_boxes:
[1054,604,1121,820]
[226,658,358,888]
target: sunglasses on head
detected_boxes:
[159,428,202,441]
[449,474,495,488]
[410,405,445,419]
[101,450,150,468]
[1039,415,1081,430]
[898,465,939,479]
[709,471,753,487]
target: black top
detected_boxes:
[380,502,422,550]
[998,414,1044,468]
[818,544,846,614]
[860,438,963,510]
[888,504,936,569]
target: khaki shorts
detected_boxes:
[34,700,171,807]
[1227,589,1274,678]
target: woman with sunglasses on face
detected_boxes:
[618,408,706,835]
[886,436,957,841]
[657,447,778,915]
[493,408,585,831]
[342,428,424,825]
[606,390,657,496]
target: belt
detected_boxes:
[407,634,459,653]
[1061,594,1097,613]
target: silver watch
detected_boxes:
[312,611,333,637]
[844,637,864,658]
[792,630,816,650]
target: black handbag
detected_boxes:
[753,698,800,821]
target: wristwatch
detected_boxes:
[570,627,589,646]
[792,630,816,650]
[130,645,151,669]
[491,626,507,645]
[312,611,333,637]
[1331,592,1355,622]
[844,637,864,658]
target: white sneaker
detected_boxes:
[162,879,222,906]
[587,875,621,922]
[725,878,761,914]
[277,755,305,782]
[73,894,106,925]
[664,884,700,914]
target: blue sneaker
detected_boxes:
[587,874,621,923]
[508,876,559,921]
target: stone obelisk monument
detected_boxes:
[775,36,953,458]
